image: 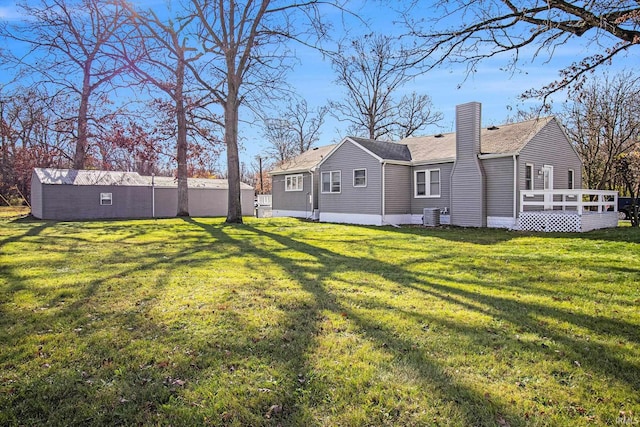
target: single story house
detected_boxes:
[270,144,336,219]
[270,102,616,230]
[31,168,255,220]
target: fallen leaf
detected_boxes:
[265,404,282,419]
[497,416,511,427]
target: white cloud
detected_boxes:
[0,5,23,21]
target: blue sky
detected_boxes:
[1,1,634,171]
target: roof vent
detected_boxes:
[434,133,444,138]
[487,126,499,130]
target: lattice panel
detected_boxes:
[518,212,582,232]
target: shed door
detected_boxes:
[543,165,554,209]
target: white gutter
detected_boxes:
[411,157,456,166]
[478,151,519,160]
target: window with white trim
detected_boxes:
[100,192,112,206]
[353,169,367,187]
[285,174,303,192]
[321,170,341,193]
[568,169,575,189]
[414,169,440,198]
[525,164,534,190]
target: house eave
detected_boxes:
[411,157,455,166]
[381,159,412,166]
[268,168,312,176]
[478,152,519,160]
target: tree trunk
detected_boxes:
[175,56,189,217]
[225,89,243,224]
[74,66,91,169]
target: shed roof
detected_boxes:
[146,176,253,190]
[34,168,148,186]
[34,168,253,190]
[270,144,337,175]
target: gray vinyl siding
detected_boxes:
[34,183,252,220]
[153,188,254,217]
[517,119,583,210]
[40,185,152,220]
[483,157,515,217]
[319,140,382,215]
[450,102,486,227]
[271,171,313,212]
[384,163,411,214]
[30,172,43,219]
[410,162,453,213]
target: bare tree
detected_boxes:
[188,0,347,223]
[263,99,327,162]
[615,150,640,227]
[263,118,297,163]
[120,3,203,216]
[1,86,72,202]
[1,0,133,169]
[562,71,640,191]
[330,34,442,140]
[394,92,443,139]
[406,0,640,101]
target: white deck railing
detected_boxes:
[520,189,618,215]
[257,194,272,206]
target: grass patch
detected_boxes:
[0,206,30,219]
[1,217,639,426]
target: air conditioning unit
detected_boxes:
[423,208,440,227]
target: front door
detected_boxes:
[543,165,554,209]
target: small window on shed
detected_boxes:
[100,192,112,206]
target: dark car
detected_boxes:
[618,197,639,220]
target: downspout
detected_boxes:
[381,162,386,225]
[152,173,155,218]
[512,155,517,225]
[310,171,314,219]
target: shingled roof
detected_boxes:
[402,117,555,163]
[348,137,412,162]
[270,144,337,174]
[266,116,556,171]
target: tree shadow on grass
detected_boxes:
[0,220,247,425]
[368,221,640,244]
[2,218,637,425]
[186,218,529,426]
[219,219,636,424]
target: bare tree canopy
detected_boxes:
[188,0,348,223]
[330,34,442,140]
[120,2,208,217]
[263,99,327,162]
[562,71,640,192]
[1,0,133,169]
[407,0,640,100]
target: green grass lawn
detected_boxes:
[1,215,639,426]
